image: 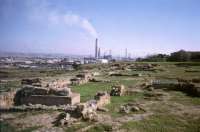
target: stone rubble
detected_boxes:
[110,85,126,96]
[94,91,110,107]
[120,103,145,114]
[70,72,93,85]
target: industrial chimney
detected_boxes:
[95,38,98,58]
[98,47,101,58]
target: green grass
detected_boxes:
[72,82,114,102]
[106,93,144,117]
[114,79,138,87]
[120,114,200,132]
[16,110,55,119]
[170,91,200,105]
[72,79,139,102]
[1,62,200,132]
[86,123,112,132]
[64,122,91,132]
[72,80,144,117]
[0,80,21,92]
[0,68,70,79]
[0,121,16,132]
[20,126,42,132]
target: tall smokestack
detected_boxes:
[95,38,98,58]
[109,50,112,56]
[125,48,127,58]
[98,47,101,58]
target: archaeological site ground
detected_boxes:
[0,62,200,132]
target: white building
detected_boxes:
[98,59,108,64]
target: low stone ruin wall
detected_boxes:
[0,90,16,109]
[46,79,69,89]
[21,78,70,88]
[19,93,80,106]
[21,78,42,86]
[70,78,87,85]
[151,80,200,97]
[109,73,142,77]
[94,92,110,107]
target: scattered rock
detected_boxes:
[97,107,109,112]
[59,113,77,126]
[95,91,110,107]
[146,86,154,91]
[110,85,126,96]
[21,78,42,86]
[70,73,93,85]
[120,103,145,113]
[89,78,101,82]
[75,102,98,121]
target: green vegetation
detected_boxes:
[0,68,70,79]
[86,123,112,132]
[137,50,200,62]
[106,93,144,117]
[1,62,200,132]
[72,82,114,102]
[72,76,139,103]
[0,121,16,132]
[0,80,21,92]
[170,91,200,105]
[20,126,42,132]
[64,122,91,132]
[121,114,200,132]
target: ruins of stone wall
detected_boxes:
[46,79,69,89]
[21,78,70,89]
[21,78,42,87]
[70,73,93,85]
[94,92,110,107]
[70,78,87,85]
[14,85,77,105]
[151,80,200,97]
[0,90,16,109]
[20,93,80,106]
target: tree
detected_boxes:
[168,50,190,61]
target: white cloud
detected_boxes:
[81,19,98,38]
[60,12,98,38]
[63,13,80,26]
[25,0,98,38]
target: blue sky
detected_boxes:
[0,0,200,57]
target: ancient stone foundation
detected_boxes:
[151,80,200,97]
[70,72,93,85]
[0,90,16,109]
[14,79,80,106]
[20,93,80,106]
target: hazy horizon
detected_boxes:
[0,0,200,57]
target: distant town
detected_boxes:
[0,38,138,71]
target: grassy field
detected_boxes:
[1,62,200,132]
[72,82,114,102]
[120,114,200,132]
[106,93,145,117]
[0,80,21,92]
